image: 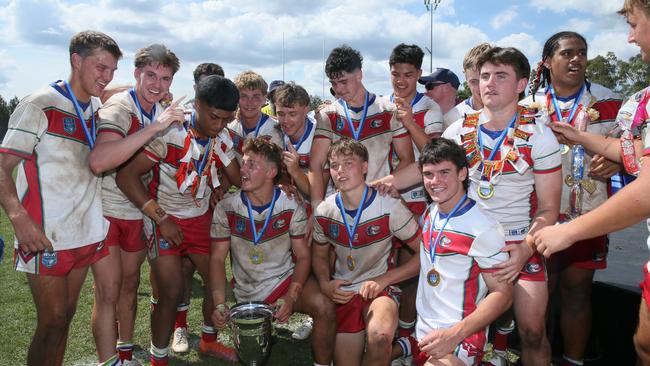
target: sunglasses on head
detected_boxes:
[425,82,444,91]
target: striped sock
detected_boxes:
[561,355,584,366]
[174,303,189,329]
[493,320,515,352]
[116,340,134,361]
[97,354,120,366]
[397,319,416,338]
[201,323,217,343]
[150,343,169,366]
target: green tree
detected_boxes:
[8,96,19,114]
[586,52,619,91]
[457,82,471,101]
[309,94,324,111]
[618,54,650,95]
[0,95,10,141]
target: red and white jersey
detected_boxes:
[0,83,109,250]
[416,199,507,339]
[98,89,161,220]
[446,98,481,131]
[443,107,464,132]
[227,113,283,163]
[312,188,420,293]
[521,83,622,215]
[314,94,409,183]
[282,115,316,175]
[442,109,562,241]
[211,188,307,301]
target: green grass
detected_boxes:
[0,206,313,365]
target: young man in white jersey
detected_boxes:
[87,43,183,366]
[0,31,121,366]
[312,139,421,365]
[116,75,240,365]
[210,137,336,366]
[413,138,512,366]
[227,70,283,163]
[521,32,623,366]
[418,68,461,130]
[309,45,415,209]
[384,43,443,365]
[533,2,650,364]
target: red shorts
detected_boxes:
[506,240,546,282]
[263,275,293,304]
[148,210,212,258]
[641,263,650,312]
[413,329,486,366]
[105,216,146,252]
[14,241,108,276]
[335,286,400,333]
[553,215,607,270]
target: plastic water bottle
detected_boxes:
[0,235,5,263]
[572,145,585,180]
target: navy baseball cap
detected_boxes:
[268,80,285,95]
[418,68,460,89]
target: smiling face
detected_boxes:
[72,49,119,101]
[194,99,236,138]
[134,63,174,109]
[545,36,588,93]
[422,160,467,212]
[479,62,527,111]
[626,6,650,62]
[329,151,367,193]
[238,87,266,121]
[275,102,309,141]
[390,63,421,99]
[240,151,276,192]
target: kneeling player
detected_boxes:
[210,138,336,366]
[414,138,513,366]
[312,139,421,365]
[116,75,240,365]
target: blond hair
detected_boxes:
[234,70,268,95]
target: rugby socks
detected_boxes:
[174,303,189,329]
[150,343,169,366]
[397,319,416,338]
[97,354,120,366]
[493,320,515,353]
[116,341,134,361]
[201,323,217,343]
[561,355,584,366]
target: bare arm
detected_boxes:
[372,162,422,190]
[210,239,230,329]
[392,134,415,172]
[308,137,331,205]
[222,159,241,188]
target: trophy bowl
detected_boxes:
[229,301,275,366]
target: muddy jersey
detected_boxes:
[314,94,409,182]
[416,200,507,339]
[0,82,109,250]
[211,188,307,301]
[227,113,283,163]
[98,89,161,220]
[312,188,420,292]
[442,109,561,241]
[521,83,622,216]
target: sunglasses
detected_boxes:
[425,82,444,91]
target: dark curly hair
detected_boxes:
[325,45,363,79]
[389,43,424,69]
[242,137,283,184]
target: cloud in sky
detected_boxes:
[491,6,518,30]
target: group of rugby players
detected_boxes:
[2,1,650,366]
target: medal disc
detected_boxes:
[346,255,356,271]
[560,144,570,155]
[426,268,441,287]
[477,181,494,200]
[248,246,264,265]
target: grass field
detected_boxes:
[0,206,313,365]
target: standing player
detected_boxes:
[88,43,182,366]
[0,31,121,366]
[210,137,336,366]
[522,32,622,366]
[116,75,240,365]
[533,2,650,364]
[446,43,492,127]
[227,71,283,163]
[308,45,415,209]
[414,138,512,366]
[312,139,421,365]
[418,68,461,130]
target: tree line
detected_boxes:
[0,95,19,141]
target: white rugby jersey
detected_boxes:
[442,108,561,241]
[282,115,316,175]
[227,113,283,163]
[443,106,464,132]
[314,93,409,183]
[446,98,481,131]
[312,188,420,293]
[521,83,622,216]
[416,199,507,339]
[98,89,161,220]
[0,82,109,250]
[211,188,307,301]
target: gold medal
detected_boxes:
[426,268,441,287]
[581,178,597,195]
[477,181,494,200]
[564,175,574,187]
[560,144,571,155]
[248,246,264,265]
[346,254,356,271]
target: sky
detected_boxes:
[0,0,640,102]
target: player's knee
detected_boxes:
[120,272,141,294]
[518,323,545,347]
[366,327,393,350]
[39,307,71,335]
[634,332,650,364]
[311,295,336,322]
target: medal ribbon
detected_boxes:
[477,114,517,183]
[335,185,369,251]
[244,187,280,246]
[548,83,585,125]
[63,80,96,148]
[129,87,155,129]
[339,91,369,140]
[253,114,267,138]
[428,194,467,265]
[283,117,313,151]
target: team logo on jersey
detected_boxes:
[411,190,425,199]
[63,117,76,134]
[236,219,246,233]
[525,263,541,274]
[273,218,286,230]
[158,239,170,250]
[299,157,309,169]
[329,224,339,239]
[370,119,383,128]
[41,252,57,269]
[439,235,452,248]
[335,118,344,131]
[366,225,381,236]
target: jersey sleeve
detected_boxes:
[211,200,231,242]
[314,107,334,141]
[144,136,167,163]
[468,223,509,271]
[97,99,133,137]
[424,104,444,136]
[531,124,562,174]
[441,119,463,143]
[289,203,308,238]
[389,199,420,243]
[0,102,48,159]
[312,209,329,245]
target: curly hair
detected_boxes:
[389,43,424,69]
[242,137,283,183]
[325,45,363,79]
[193,63,224,83]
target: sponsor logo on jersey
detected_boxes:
[335,118,344,131]
[236,218,246,233]
[41,252,57,269]
[411,190,425,199]
[366,225,381,236]
[525,263,541,274]
[370,119,383,128]
[329,224,339,239]
[63,117,76,134]
[273,218,286,230]
[439,235,452,248]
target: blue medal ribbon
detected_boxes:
[244,187,280,246]
[129,87,156,129]
[427,194,467,265]
[253,114,268,138]
[283,117,313,151]
[477,114,517,161]
[335,185,369,251]
[338,91,370,140]
[63,80,95,148]
[548,83,585,124]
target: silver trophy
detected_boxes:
[228,301,278,365]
